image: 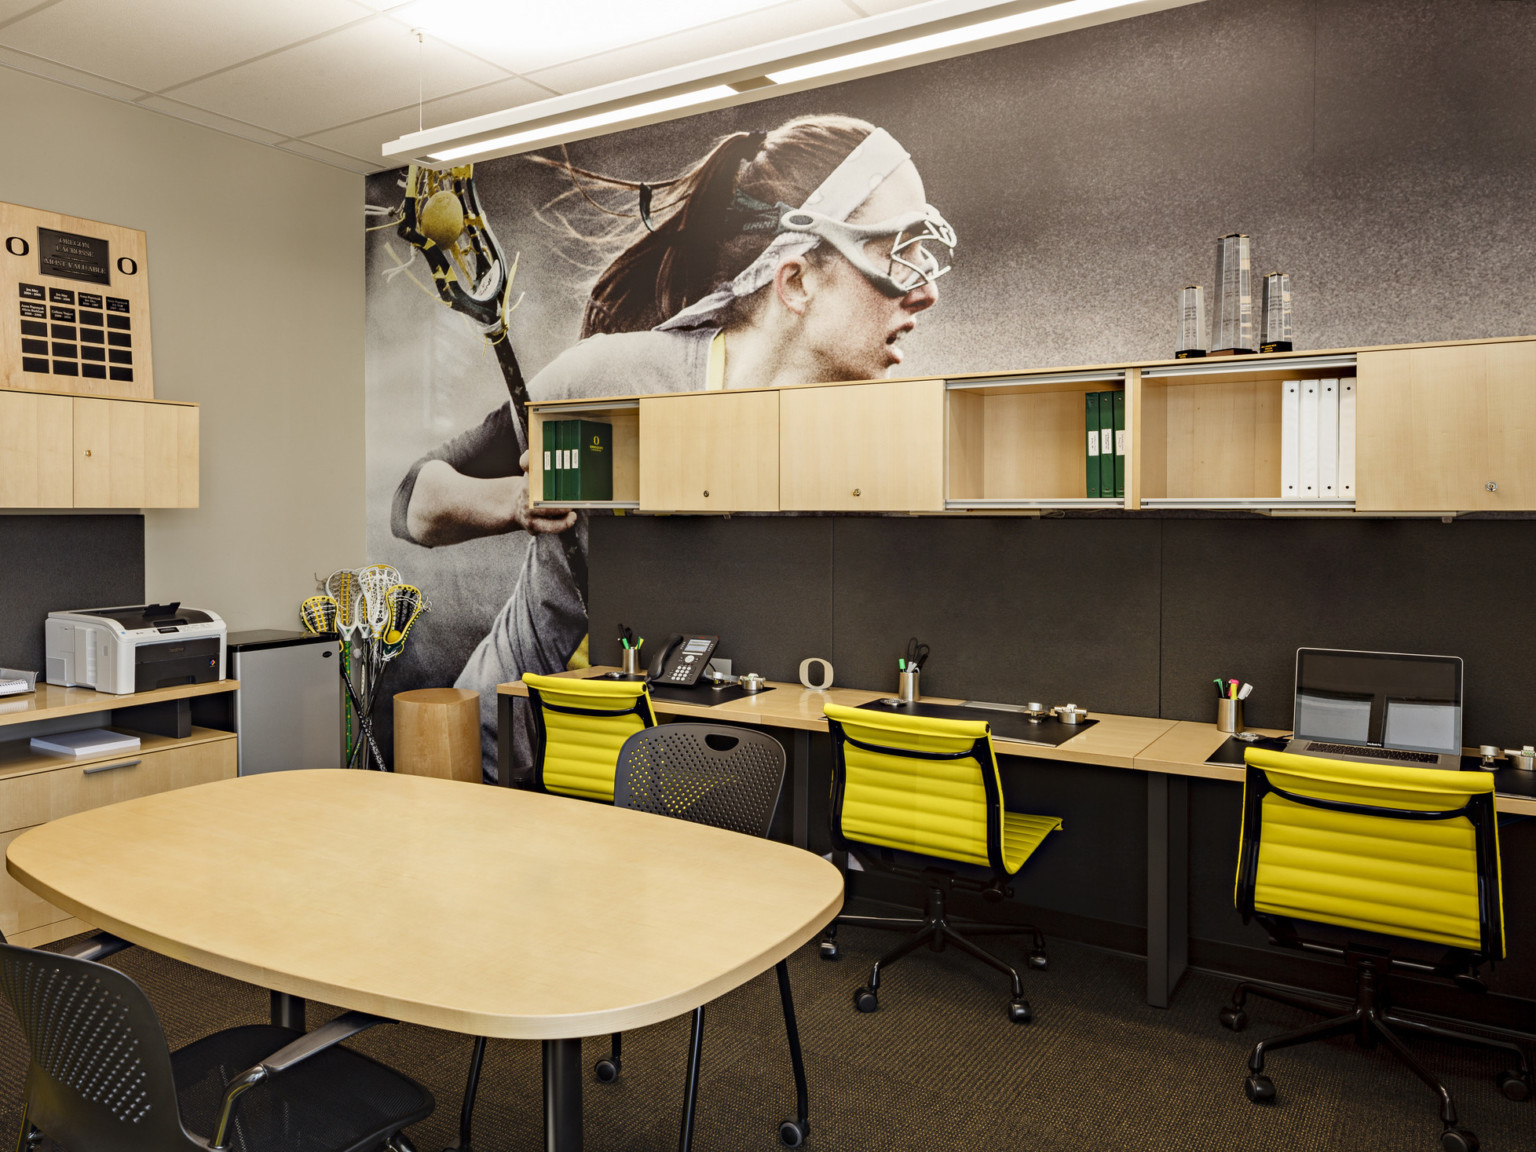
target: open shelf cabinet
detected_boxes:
[527,398,640,510]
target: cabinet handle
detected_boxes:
[852,488,861,497]
[83,758,141,775]
[703,490,710,497]
[83,449,92,457]
[1486,481,1498,493]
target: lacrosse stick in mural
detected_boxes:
[391,162,589,607]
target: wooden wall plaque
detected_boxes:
[1,201,153,399]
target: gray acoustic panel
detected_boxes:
[0,516,143,674]
[830,517,1163,716]
[1159,518,1536,748]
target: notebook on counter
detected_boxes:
[29,728,141,757]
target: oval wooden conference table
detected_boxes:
[5,769,844,1151]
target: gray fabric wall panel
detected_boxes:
[0,515,144,674]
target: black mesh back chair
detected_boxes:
[602,722,811,1150]
[0,932,433,1152]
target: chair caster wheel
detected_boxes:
[778,1119,809,1147]
[853,987,878,1013]
[1007,998,1032,1024]
[1440,1127,1479,1152]
[1243,1074,1275,1103]
[593,1057,620,1083]
[1027,951,1048,971]
[1497,1068,1531,1101]
[819,940,840,961]
[1219,1007,1248,1032]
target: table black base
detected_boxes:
[544,1037,583,1151]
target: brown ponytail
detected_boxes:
[570,114,877,337]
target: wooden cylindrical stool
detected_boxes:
[393,688,480,783]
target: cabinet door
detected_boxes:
[0,391,72,507]
[1356,342,1536,512]
[640,391,780,512]
[779,379,946,511]
[73,398,199,508]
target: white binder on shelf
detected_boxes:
[1281,381,1300,499]
[1338,378,1357,500]
[1298,380,1320,499]
[1318,378,1340,498]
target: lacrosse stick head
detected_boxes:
[398,164,508,329]
[357,564,398,639]
[299,595,338,635]
[326,570,360,638]
[382,584,427,659]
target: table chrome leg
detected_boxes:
[1145,773,1189,1008]
[270,990,304,1030]
[543,1037,583,1152]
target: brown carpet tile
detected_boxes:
[2,927,1530,1151]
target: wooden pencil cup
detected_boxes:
[394,687,481,783]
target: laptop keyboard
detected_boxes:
[1305,741,1440,764]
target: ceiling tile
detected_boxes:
[527,0,858,96]
[134,95,290,146]
[301,76,551,168]
[0,0,372,92]
[0,45,145,101]
[388,0,795,76]
[163,16,508,139]
[0,1,54,25]
[276,138,380,175]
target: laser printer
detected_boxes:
[45,603,226,695]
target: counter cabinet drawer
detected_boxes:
[0,735,236,834]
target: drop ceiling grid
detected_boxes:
[0,0,897,173]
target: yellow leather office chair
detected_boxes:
[819,702,1062,1023]
[521,672,656,802]
[1223,747,1531,1152]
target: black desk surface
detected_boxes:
[856,699,1098,748]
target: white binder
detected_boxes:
[1281,381,1300,499]
[1298,380,1320,498]
[1318,378,1339,498]
[1338,379,1357,501]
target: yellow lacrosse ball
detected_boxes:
[420,190,465,246]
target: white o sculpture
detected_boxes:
[798,657,834,690]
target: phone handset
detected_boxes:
[648,633,719,687]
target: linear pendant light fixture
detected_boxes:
[383,0,1199,167]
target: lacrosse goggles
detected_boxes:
[775,202,955,298]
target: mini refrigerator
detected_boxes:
[227,631,342,774]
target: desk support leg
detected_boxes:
[543,1038,583,1152]
[792,731,810,850]
[270,991,304,1031]
[497,694,515,788]
[1146,774,1189,1008]
[678,1006,705,1152]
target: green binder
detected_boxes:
[1112,391,1126,499]
[1098,391,1116,499]
[541,419,563,502]
[1085,392,1101,498]
[571,419,613,501]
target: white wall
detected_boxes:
[0,66,365,630]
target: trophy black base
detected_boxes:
[1174,349,1207,359]
[1260,341,1293,354]
[1208,348,1257,357]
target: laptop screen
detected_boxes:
[1293,648,1463,755]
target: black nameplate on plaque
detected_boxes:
[49,306,73,322]
[77,292,103,308]
[106,296,129,313]
[48,287,74,304]
[19,301,44,318]
[18,283,43,300]
[37,228,110,285]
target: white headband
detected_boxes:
[655,127,912,331]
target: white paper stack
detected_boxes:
[30,728,141,757]
[1279,377,1354,501]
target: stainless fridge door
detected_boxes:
[231,642,342,774]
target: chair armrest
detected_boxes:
[208,1012,391,1148]
[56,932,132,962]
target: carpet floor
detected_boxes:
[1,926,1530,1151]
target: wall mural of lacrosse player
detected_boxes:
[377,114,955,781]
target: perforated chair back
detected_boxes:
[613,723,785,837]
[1238,747,1504,957]
[0,942,199,1152]
[523,673,657,802]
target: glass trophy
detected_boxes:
[1211,233,1255,354]
[1261,272,1293,353]
[1176,286,1206,358]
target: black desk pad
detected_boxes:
[647,681,777,707]
[855,699,1097,748]
[1206,738,1536,803]
[1205,734,1290,766]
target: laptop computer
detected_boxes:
[1284,648,1465,770]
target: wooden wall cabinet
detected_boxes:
[0,389,199,509]
[780,378,946,511]
[1356,342,1536,513]
[639,390,779,511]
[527,401,639,509]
